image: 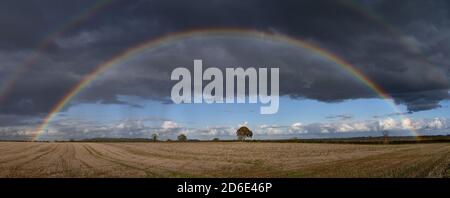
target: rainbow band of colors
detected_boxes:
[32,28,420,141]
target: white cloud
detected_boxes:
[288,122,307,133]
[426,118,446,129]
[161,121,179,131]
[2,116,449,140]
[378,117,397,130]
[401,118,414,130]
[199,127,235,136]
[259,125,284,135]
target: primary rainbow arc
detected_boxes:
[32,28,419,141]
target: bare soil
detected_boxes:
[0,142,448,178]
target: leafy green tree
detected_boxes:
[236,126,253,141]
[177,133,188,142]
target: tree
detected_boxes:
[151,133,158,142]
[212,137,220,142]
[236,126,253,141]
[382,130,389,144]
[177,133,187,142]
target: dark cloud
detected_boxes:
[326,114,354,120]
[0,0,449,122]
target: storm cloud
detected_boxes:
[0,0,449,136]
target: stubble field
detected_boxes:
[0,142,448,178]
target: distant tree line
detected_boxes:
[148,127,254,142]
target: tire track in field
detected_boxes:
[97,144,191,177]
[111,143,316,178]
[94,143,184,177]
[25,144,82,177]
[0,143,48,164]
[64,143,116,177]
[394,145,450,177]
[0,143,22,151]
[53,144,79,177]
[243,145,420,177]
[57,143,96,177]
[90,143,198,177]
[82,144,160,177]
[105,143,239,177]
[28,143,66,177]
[289,147,421,177]
[109,143,214,161]
[12,144,69,177]
[116,143,250,164]
[0,143,56,166]
[282,144,450,178]
[104,143,221,177]
[425,149,450,177]
[108,144,203,177]
[69,143,107,177]
[4,144,59,177]
[71,143,115,177]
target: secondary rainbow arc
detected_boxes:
[0,0,115,104]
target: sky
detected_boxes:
[0,0,449,140]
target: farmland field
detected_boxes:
[0,142,448,178]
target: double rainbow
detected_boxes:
[32,28,419,141]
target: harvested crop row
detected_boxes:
[0,142,448,178]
